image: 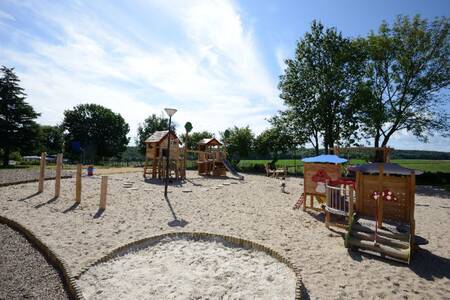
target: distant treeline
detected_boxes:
[119,146,450,162]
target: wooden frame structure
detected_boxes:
[324,179,355,229]
[196,138,227,176]
[334,146,393,163]
[296,148,418,263]
[345,162,417,263]
[143,130,186,179]
[302,160,344,211]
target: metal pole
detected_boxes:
[164,116,172,196]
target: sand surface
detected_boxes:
[77,237,296,299]
[0,171,449,299]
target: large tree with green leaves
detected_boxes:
[38,125,64,154]
[278,21,367,153]
[181,130,214,150]
[136,113,172,154]
[254,126,295,162]
[62,104,129,161]
[221,126,254,163]
[361,15,450,150]
[0,66,40,166]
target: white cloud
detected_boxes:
[0,0,279,145]
[275,47,288,73]
[0,10,15,21]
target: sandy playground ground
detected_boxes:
[0,170,449,299]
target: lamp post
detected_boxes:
[164,108,177,197]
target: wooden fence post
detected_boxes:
[75,163,82,203]
[55,153,63,197]
[38,152,46,193]
[99,176,108,209]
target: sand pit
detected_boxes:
[77,237,296,299]
[1,171,449,299]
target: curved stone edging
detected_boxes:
[0,215,84,300]
[0,175,72,187]
[76,231,306,300]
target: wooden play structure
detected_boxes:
[324,178,355,229]
[294,155,347,211]
[334,146,393,163]
[197,138,227,176]
[345,162,418,263]
[294,148,420,264]
[195,138,244,179]
[143,130,186,179]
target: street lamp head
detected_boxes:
[164,108,177,117]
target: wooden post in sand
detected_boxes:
[38,152,46,193]
[75,163,82,203]
[99,176,108,209]
[54,153,63,197]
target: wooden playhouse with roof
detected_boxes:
[197,138,227,176]
[294,149,421,264]
[345,162,419,263]
[143,130,186,179]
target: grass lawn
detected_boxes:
[238,159,450,173]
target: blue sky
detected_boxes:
[1,0,449,151]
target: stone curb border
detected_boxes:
[0,175,73,187]
[76,231,307,300]
[0,215,83,300]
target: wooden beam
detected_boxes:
[75,163,82,203]
[377,164,385,228]
[38,152,46,193]
[99,176,108,209]
[54,153,63,197]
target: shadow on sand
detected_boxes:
[62,202,80,213]
[93,208,105,219]
[144,178,184,187]
[164,195,188,227]
[348,246,450,280]
[415,185,450,199]
[34,196,59,209]
[18,192,41,202]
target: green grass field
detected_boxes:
[238,159,450,173]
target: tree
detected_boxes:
[183,121,193,150]
[136,113,172,154]
[278,21,366,153]
[361,15,450,151]
[38,125,64,154]
[221,126,254,163]
[0,66,40,166]
[62,104,129,161]
[181,130,214,150]
[254,126,295,162]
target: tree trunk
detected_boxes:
[314,132,319,155]
[3,147,10,166]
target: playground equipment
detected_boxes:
[345,163,419,263]
[197,138,226,176]
[294,155,347,211]
[196,138,243,180]
[143,130,186,179]
[294,148,420,264]
[324,178,355,228]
